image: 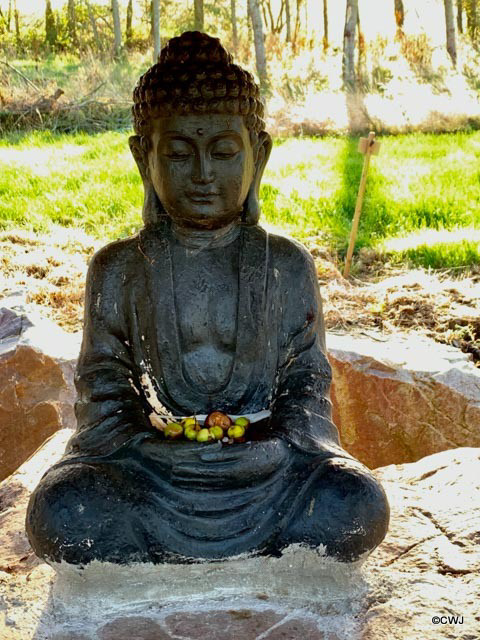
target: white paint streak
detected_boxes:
[149,412,168,431]
[128,378,140,396]
[139,361,174,418]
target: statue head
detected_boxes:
[129,31,272,228]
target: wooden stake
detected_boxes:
[343,131,380,278]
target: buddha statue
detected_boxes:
[26,32,389,567]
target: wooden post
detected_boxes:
[343,131,380,278]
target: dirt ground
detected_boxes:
[1,228,479,366]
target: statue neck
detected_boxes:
[170,220,241,250]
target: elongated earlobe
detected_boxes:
[129,135,166,226]
[242,131,273,226]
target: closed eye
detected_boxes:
[164,152,192,160]
[211,150,238,160]
[161,139,193,160]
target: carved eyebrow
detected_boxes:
[161,130,243,142]
[210,131,243,144]
[160,133,193,142]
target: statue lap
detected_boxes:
[27,448,388,565]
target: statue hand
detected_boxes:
[167,437,290,487]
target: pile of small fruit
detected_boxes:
[158,410,250,444]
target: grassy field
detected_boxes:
[1,130,479,269]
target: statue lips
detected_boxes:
[186,190,219,204]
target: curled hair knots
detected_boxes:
[132,32,266,138]
[158,31,233,67]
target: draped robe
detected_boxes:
[26,221,389,564]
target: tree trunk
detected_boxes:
[357,7,365,83]
[13,0,19,47]
[152,0,160,62]
[293,0,302,49]
[457,0,463,32]
[7,0,12,31]
[231,0,238,53]
[112,0,122,58]
[261,1,270,34]
[247,0,252,52]
[304,0,308,40]
[466,0,477,40]
[86,1,102,51]
[45,0,56,47]
[444,0,457,65]
[342,0,358,91]
[68,0,77,47]
[248,0,268,92]
[285,0,291,42]
[194,0,204,32]
[322,0,328,51]
[126,0,133,47]
[394,0,404,30]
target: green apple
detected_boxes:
[209,426,224,440]
[196,428,211,443]
[182,416,200,430]
[227,424,245,440]
[184,427,198,440]
[165,422,183,439]
[235,416,250,429]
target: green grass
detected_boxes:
[391,240,480,269]
[0,130,479,268]
[261,132,480,248]
[0,130,143,239]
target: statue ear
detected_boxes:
[129,135,166,226]
[242,131,273,226]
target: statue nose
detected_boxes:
[192,152,214,184]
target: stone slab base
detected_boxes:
[51,548,365,611]
[31,597,361,640]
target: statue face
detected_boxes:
[147,114,256,230]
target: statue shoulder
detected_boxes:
[89,233,142,273]
[267,231,316,277]
[87,233,144,289]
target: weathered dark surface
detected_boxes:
[25,32,389,566]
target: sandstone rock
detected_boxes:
[0,301,80,480]
[328,331,480,468]
[163,609,285,639]
[1,441,478,639]
[363,447,480,640]
[0,429,72,575]
[99,616,170,640]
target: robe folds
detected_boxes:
[26,220,389,564]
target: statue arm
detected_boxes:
[269,244,351,459]
[65,245,154,459]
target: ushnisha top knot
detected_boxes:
[132,31,265,139]
[158,31,233,67]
